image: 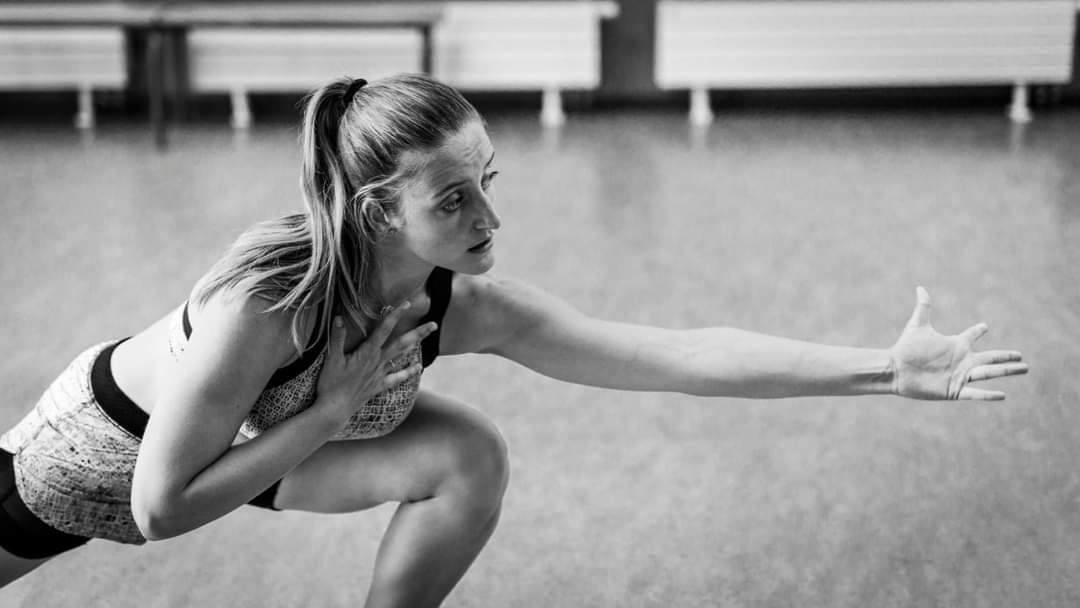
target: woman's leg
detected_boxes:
[0,448,87,588]
[273,390,510,608]
[0,548,49,587]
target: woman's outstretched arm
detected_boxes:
[443,276,1027,401]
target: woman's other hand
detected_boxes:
[315,303,435,426]
[889,287,1028,401]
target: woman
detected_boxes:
[0,74,1027,606]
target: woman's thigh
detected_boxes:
[273,390,507,514]
[0,547,49,587]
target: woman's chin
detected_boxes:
[453,253,495,275]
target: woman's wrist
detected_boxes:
[882,348,900,396]
[309,395,354,434]
[843,347,898,396]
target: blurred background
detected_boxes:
[2,1,1080,606]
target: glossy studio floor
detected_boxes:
[2,90,1079,607]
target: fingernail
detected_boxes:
[335,317,343,327]
[401,301,411,310]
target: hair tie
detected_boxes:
[341,78,367,109]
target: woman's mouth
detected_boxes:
[468,237,493,253]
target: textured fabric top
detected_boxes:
[169,268,453,440]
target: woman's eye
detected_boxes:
[441,193,464,212]
[481,170,499,190]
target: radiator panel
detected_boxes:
[0,27,126,89]
[656,0,1076,89]
[187,28,422,92]
[434,1,616,90]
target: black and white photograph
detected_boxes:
[0,0,1072,606]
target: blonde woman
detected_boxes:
[0,75,1027,607]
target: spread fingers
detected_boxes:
[383,363,423,389]
[967,362,1029,383]
[383,322,438,361]
[957,387,1006,401]
[972,350,1023,366]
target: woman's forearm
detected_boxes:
[137,404,340,540]
[677,327,896,399]
[476,277,902,400]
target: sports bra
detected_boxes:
[167,267,453,441]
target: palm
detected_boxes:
[889,287,1027,401]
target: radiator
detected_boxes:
[656,0,1077,123]
[0,26,125,127]
[188,28,423,92]
[434,1,619,125]
[186,27,422,128]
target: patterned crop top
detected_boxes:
[167,267,453,441]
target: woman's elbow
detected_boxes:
[130,485,182,541]
[131,503,172,541]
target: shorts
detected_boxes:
[0,340,279,559]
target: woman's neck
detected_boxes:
[374,247,434,310]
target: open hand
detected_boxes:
[889,287,1028,401]
[316,302,436,424]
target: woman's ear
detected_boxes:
[360,197,398,236]
[376,205,405,237]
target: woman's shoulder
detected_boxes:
[449,272,554,313]
[188,212,320,337]
[442,273,565,355]
[186,284,318,362]
[445,272,506,321]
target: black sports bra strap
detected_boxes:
[181,303,192,339]
[420,267,454,367]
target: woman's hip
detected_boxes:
[1,341,146,545]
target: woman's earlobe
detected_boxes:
[380,215,404,238]
[360,198,397,236]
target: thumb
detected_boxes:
[906,286,932,329]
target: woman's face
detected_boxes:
[393,119,501,275]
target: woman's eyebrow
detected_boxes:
[433,180,467,201]
[432,152,497,200]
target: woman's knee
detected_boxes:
[432,408,510,511]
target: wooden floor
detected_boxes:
[2,102,1079,607]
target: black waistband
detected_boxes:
[90,339,150,439]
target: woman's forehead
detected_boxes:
[399,121,493,187]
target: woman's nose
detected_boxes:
[475,198,501,231]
